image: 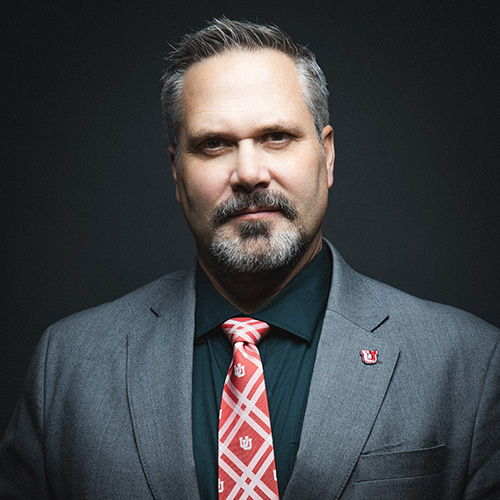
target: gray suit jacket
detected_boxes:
[1,242,499,499]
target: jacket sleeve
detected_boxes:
[0,328,52,499]
[464,335,500,499]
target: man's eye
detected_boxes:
[198,138,228,155]
[269,132,287,141]
[205,139,222,149]
[264,132,292,147]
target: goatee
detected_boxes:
[208,190,310,277]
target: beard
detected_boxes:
[208,190,311,277]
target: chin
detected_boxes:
[208,221,310,277]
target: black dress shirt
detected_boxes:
[192,245,332,498]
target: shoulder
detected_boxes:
[363,273,498,339]
[354,272,500,370]
[42,265,195,350]
[325,240,499,351]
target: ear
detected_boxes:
[321,125,335,188]
[168,145,181,204]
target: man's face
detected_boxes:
[170,49,334,278]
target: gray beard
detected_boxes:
[207,191,310,277]
[209,221,309,277]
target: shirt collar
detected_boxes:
[195,244,332,344]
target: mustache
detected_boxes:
[211,190,297,227]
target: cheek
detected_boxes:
[280,159,326,200]
[180,169,228,214]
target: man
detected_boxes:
[0,18,499,500]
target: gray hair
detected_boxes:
[161,18,330,155]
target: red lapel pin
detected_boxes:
[360,349,378,364]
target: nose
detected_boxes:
[230,140,271,192]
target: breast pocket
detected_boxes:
[354,444,445,500]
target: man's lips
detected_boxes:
[229,206,281,220]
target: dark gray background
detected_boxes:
[1,0,498,436]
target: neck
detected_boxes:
[198,238,323,314]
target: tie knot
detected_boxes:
[221,317,270,346]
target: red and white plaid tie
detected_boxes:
[218,317,280,500]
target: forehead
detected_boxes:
[179,49,314,137]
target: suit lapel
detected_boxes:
[284,243,400,500]
[126,266,200,500]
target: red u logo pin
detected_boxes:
[360,349,378,364]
